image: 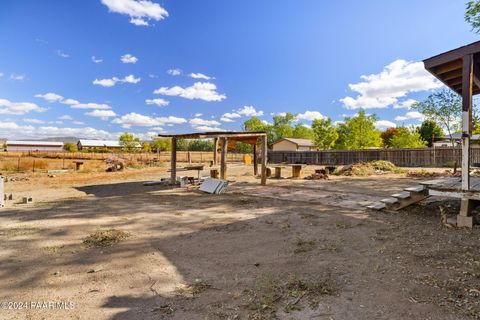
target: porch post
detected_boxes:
[462,54,473,191]
[170,137,177,185]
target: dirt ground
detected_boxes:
[0,164,479,320]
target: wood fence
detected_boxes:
[268,147,480,167]
[1,151,246,163]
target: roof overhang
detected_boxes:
[423,41,480,95]
[158,131,267,145]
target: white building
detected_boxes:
[6,140,64,152]
[77,139,123,151]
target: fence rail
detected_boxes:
[268,147,479,167]
[0,151,246,163]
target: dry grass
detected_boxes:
[293,237,316,254]
[0,225,39,238]
[83,229,130,247]
[176,279,212,297]
[0,156,106,173]
[243,273,336,317]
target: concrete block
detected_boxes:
[22,197,33,204]
[457,215,474,228]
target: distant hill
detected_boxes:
[37,137,81,144]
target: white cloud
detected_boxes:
[296,110,326,121]
[85,109,118,120]
[93,74,141,87]
[10,74,25,81]
[61,99,80,105]
[167,68,182,76]
[112,112,186,128]
[0,72,3,77]
[189,73,213,80]
[0,99,46,115]
[189,118,220,126]
[394,111,425,122]
[0,121,123,140]
[194,113,203,117]
[145,98,169,107]
[393,99,417,109]
[92,56,103,63]
[220,112,241,122]
[56,50,69,58]
[100,0,169,26]
[59,115,73,120]
[375,120,397,131]
[154,82,226,102]
[23,118,46,124]
[193,125,225,132]
[34,92,64,103]
[340,59,443,110]
[73,121,85,125]
[70,102,112,110]
[237,105,263,117]
[120,53,138,64]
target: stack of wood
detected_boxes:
[304,169,329,180]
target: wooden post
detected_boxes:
[462,54,473,191]
[261,135,267,185]
[170,137,177,185]
[213,138,218,166]
[253,144,258,176]
[220,137,227,180]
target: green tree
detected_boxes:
[380,127,400,148]
[414,89,462,148]
[292,123,314,139]
[63,142,78,152]
[188,139,214,151]
[151,138,171,152]
[243,117,274,146]
[119,132,140,152]
[466,1,480,33]
[390,127,427,149]
[334,110,382,149]
[176,138,189,151]
[311,117,338,150]
[272,113,295,141]
[141,141,152,152]
[417,120,444,147]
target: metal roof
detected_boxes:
[6,140,63,146]
[78,139,122,147]
[274,138,315,147]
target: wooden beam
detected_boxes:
[424,41,480,69]
[446,77,463,87]
[170,137,177,185]
[462,54,474,191]
[213,137,218,165]
[253,144,258,176]
[260,135,267,185]
[441,68,463,81]
[220,137,227,180]
[431,59,462,75]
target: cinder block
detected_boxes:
[457,215,474,228]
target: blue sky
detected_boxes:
[0,0,477,140]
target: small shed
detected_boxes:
[77,139,123,151]
[272,138,316,151]
[6,140,64,152]
[158,131,268,185]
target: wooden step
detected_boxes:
[367,202,386,210]
[404,185,425,193]
[381,197,399,204]
[391,191,411,199]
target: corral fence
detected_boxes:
[268,147,480,167]
[0,151,246,163]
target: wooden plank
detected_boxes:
[253,144,258,176]
[261,135,267,185]
[213,138,218,165]
[170,137,177,185]
[220,137,227,180]
[462,54,473,191]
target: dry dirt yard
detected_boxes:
[0,164,480,320]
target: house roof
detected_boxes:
[6,140,63,146]
[78,139,122,147]
[274,138,315,147]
